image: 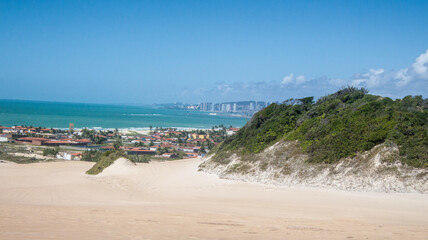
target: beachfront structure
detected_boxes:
[16,137,90,147]
[190,133,209,140]
[126,148,156,155]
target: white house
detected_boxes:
[0,134,8,142]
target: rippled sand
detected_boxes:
[0,159,427,240]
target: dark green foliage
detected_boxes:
[43,147,59,156]
[81,128,107,144]
[81,149,103,162]
[86,150,128,175]
[218,101,307,154]
[130,155,151,163]
[113,139,122,150]
[214,88,428,168]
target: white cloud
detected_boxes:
[281,73,294,85]
[296,75,307,85]
[412,49,428,79]
[281,73,307,85]
[351,68,385,88]
[181,49,428,102]
[348,50,428,89]
[216,84,234,93]
[395,68,411,87]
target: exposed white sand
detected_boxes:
[96,157,137,176]
[0,158,427,240]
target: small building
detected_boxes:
[190,133,210,140]
[161,153,179,158]
[44,140,72,146]
[0,134,9,142]
[57,152,82,160]
[227,128,240,136]
[16,137,49,145]
[126,148,156,155]
[186,153,198,158]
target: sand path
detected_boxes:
[0,159,427,240]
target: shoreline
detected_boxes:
[1,126,228,131]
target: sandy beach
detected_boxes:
[0,158,427,240]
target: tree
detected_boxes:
[94,136,105,144]
[207,141,214,150]
[113,139,122,150]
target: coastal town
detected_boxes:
[0,125,240,162]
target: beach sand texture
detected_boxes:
[0,158,427,240]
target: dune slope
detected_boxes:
[0,159,427,240]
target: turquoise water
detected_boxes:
[0,99,249,129]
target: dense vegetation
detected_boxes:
[43,147,59,156]
[215,87,428,168]
[129,154,151,163]
[81,149,103,162]
[86,150,128,175]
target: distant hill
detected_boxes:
[200,87,428,192]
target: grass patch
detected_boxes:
[0,152,46,164]
[129,155,151,163]
[227,162,252,174]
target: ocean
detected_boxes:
[0,99,249,129]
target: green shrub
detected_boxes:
[129,155,151,163]
[43,147,59,156]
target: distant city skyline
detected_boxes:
[1,1,427,104]
[193,100,269,113]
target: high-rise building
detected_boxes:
[249,102,255,111]
[225,103,231,112]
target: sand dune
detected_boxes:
[97,157,137,176]
[0,158,427,240]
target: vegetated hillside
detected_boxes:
[215,87,428,168]
[200,87,428,192]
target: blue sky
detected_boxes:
[1,0,427,104]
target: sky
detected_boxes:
[1,0,428,104]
